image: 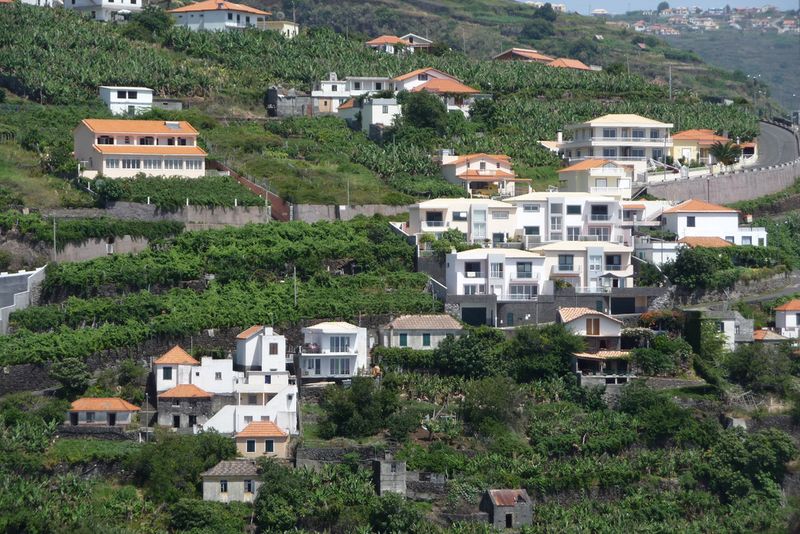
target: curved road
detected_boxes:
[750,121,800,168]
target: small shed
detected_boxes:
[479,489,533,529]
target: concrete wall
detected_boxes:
[292,204,408,223]
[55,236,150,263]
[203,477,262,503]
[0,266,46,334]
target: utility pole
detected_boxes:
[293,265,297,307]
[668,64,672,101]
[346,178,350,206]
[52,218,56,262]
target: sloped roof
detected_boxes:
[775,299,800,312]
[558,159,612,172]
[678,236,733,248]
[548,58,592,70]
[392,67,456,82]
[237,325,264,340]
[93,145,207,156]
[81,119,198,135]
[671,128,729,144]
[304,321,360,333]
[493,48,554,62]
[385,314,463,330]
[487,489,530,506]
[753,330,788,341]
[202,459,259,477]
[366,35,409,45]
[663,199,737,214]
[580,114,672,127]
[623,203,646,209]
[235,421,287,438]
[338,98,357,110]
[558,307,622,324]
[411,78,479,94]
[445,153,511,166]
[154,345,199,366]
[168,0,270,15]
[574,350,631,359]
[70,397,140,412]
[158,384,212,399]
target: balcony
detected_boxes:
[504,293,538,301]
[423,220,446,228]
[589,167,627,177]
[464,271,485,278]
[555,264,581,274]
[590,186,628,196]
[604,265,623,271]
[589,213,611,222]
[512,273,540,282]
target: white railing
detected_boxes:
[589,214,612,221]
[423,220,446,227]
[590,186,628,195]
[594,136,671,143]
[512,273,540,281]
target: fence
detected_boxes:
[206,160,289,221]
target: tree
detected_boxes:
[433,326,507,378]
[709,140,742,171]
[662,247,735,290]
[169,498,247,534]
[469,98,499,130]
[506,323,585,382]
[369,493,424,533]
[534,3,558,22]
[724,343,792,395]
[318,377,399,438]
[49,357,90,398]
[395,90,448,134]
[521,18,555,41]
[657,1,670,12]
[461,375,523,428]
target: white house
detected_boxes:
[530,240,634,292]
[259,20,299,38]
[407,198,519,245]
[99,86,153,116]
[64,0,141,21]
[168,0,271,31]
[392,68,480,115]
[73,119,206,179]
[556,159,634,199]
[235,325,287,371]
[493,47,555,63]
[312,73,391,114]
[299,321,369,380]
[702,310,754,352]
[441,153,526,198]
[154,346,200,392]
[661,199,767,247]
[67,397,140,427]
[775,299,800,339]
[202,460,262,503]
[445,248,548,301]
[337,97,401,133]
[381,314,464,350]
[366,34,432,54]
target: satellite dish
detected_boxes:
[276,11,286,20]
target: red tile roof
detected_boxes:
[70,397,140,412]
[235,421,287,438]
[558,307,622,324]
[81,119,198,135]
[445,153,511,166]
[392,67,455,82]
[366,35,409,45]
[411,78,479,94]
[558,159,612,172]
[678,236,733,248]
[574,350,631,360]
[548,58,591,70]
[494,48,554,62]
[168,0,270,15]
[775,299,800,312]
[237,325,264,340]
[338,98,357,110]
[753,330,788,341]
[671,129,729,144]
[663,199,737,214]
[154,346,199,366]
[158,384,212,399]
[386,314,463,330]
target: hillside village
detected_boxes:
[1,0,800,532]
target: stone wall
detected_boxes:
[55,236,150,263]
[56,425,137,441]
[295,444,391,470]
[292,204,408,223]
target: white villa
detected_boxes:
[73,119,206,179]
[530,240,635,292]
[407,198,519,245]
[299,321,369,380]
[392,68,480,115]
[99,86,153,116]
[65,0,141,21]
[441,153,526,198]
[556,159,634,199]
[775,299,800,339]
[380,314,464,350]
[168,0,271,31]
[366,34,432,54]
[445,248,547,301]
[337,97,401,133]
[312,73,392,114]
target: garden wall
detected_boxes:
[55,235,149,263]
[292,204,407,223]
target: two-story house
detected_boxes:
[299,322,369,380]
[73,119,206,179]
[311,73,392,113]
[775,299,800,339]
[168,0,271,31]
[65,0,141,21]
[337,97,401,133]
[531,240,634,292]
[380,314,464,350]
[99,86,153,116]
[661,199,767,246]
[366,34,432,54]
[440,153,527,197]
[445,248,547,302]
[407,198,518,245]
[234,420,289,459]
[392,68,480,115]
[556,159,634,199]
[670,129,730,165]
[493,48,554,63]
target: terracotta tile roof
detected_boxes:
[392,67,455,82]
[70,397,140,412]
[93,145,207,156]
[154,345,199,365]
[81,119,198,135]
[445,153,511,166]
[671,129,729,144]
[367,35,409,45]
[235,421,287,438]
[678,236,733,248]
[202,459,259,477]
[494,48,554,62]
[386,314,463,330]
[487,489,530,506]
[158,384,212,399]
[237,325,264,340]
[738,141,756,149]
[558,159,612,172]
[558,307,622,324]
[775,299,800,312]
[338,98,357,110]
[623,203,646,209]
[574,350,631,359]
[548,58,592,70]
[168,0,270,15]
[459,170,518,180]
[411,78,479,94]
[663,199,737,214]
[753,330,788,341]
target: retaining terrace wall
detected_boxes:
[292,204,408,223]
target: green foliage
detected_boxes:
[506,323,586,382]
[396,90,450,134]
[318,377,399,439]
[169,498,247,534]
[44,439,140,467]
[709,140,742,168]
[49,356,90,398]
[372,346,435,372]
[723,343,793,396]
[369,492,426,533]
[433,326,507,378]
[632,334,693,376]
[461,375,523,428]
[126,431,237,503]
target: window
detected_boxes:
[716,322,725,333]
[266,440,274,453]
[523,203,540,212]
[422,333,431,347]
[550,203,563,214]
[245,480,254,493]
[329,336,350,353]
[452,211,467,221]
[162,367,172,380]
[97,135,113,144]
[105,159,119,169]
[244,416,253,424]
[602,148,617,157]
[329,358,350,375]
[524,226,540,236]
[632,128,645,139]
[375,82,383,90]
[742,236,752,245]
[264,375,271,384]
[550,216,562,231]
[188,415,196,426]
[128,91,137,99]
[228,12,233,19]
[164,159,183,170]
[489,262,504,278]
[567,227,581,241]
[492,211,509,220]
[418,73,429,81]
[269,342,279,355]
[650,129,660,139]
[586,318,600,335]
[588,227,610,241]
[117,90,126,99]
[558,255,574,272]
[589,255,602,271]
[399,333,408,347]
[215,372,222,381]
[758,238,765,246]
[602,128,616,138]
[86,412,95,423]
[652,148,663,160]
[306,358,315,370]
[463,284,483,295]
[631,148,645,158]
[725,236,734,243]
[331,85,338,92]
[382,105,389,113]
[606,254,622,270]
[185,159,203,170]
[509,284,537,300]
[124,136,131,144]
[465,261,482,276]
[246,439,256,452]
[471,209,487,240]
[245,16,250,24]
[177,137,188,146]
[220,480,228,493]
[248,394,257,405]
[686,216,695,227]
[479,161,487,170]
[121,159,140,169]
[516,262,532,278]
[143,159,161,170]
[353,82,361,90]
[566,205,582,215]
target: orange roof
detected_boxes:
[678,236,733,248]
[494,48,554,62]
[237,325,264,339]
[158,384,212,399]
[168,0,270,15]
[338,98,357,110]
[392,67,455,82]
[671,129,729,144]
[154,345,199,365]
[235,421,288,438]
[558,307,621,324]
[81,119,198,135]
[753,330,788,341]
[548,58,591,70]
[411,78,479,94]
[775,299,800,312]
[70,397,140,412]
[739,141,756,149]
[558,159,612,172]
[459,170,517,180]
[367,35,409,45]
[623,203,646,209]
[663,199,737,214]
[445,153,511,166]
[93,145,207,156]
[574,350,631,360]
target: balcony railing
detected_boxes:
[464,271,485,278]
[512,273,540,281]
[423,220,446,227]
[595,136,671,143]
[605,265,623,271]
[505,294,538,301]
[589,214,611,221]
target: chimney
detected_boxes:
[557,131,563,143]
[217,1,224,8]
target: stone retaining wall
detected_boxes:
[292,204,407,223]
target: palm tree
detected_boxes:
[709,140,742,172]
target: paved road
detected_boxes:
[752,121,800,167]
